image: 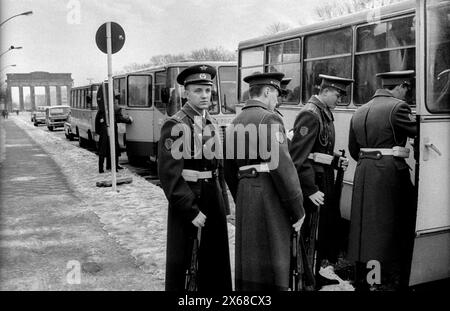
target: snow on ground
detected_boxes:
[9,114,236,290]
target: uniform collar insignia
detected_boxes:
[183,102,213,124]
[372,89,396,99]
[243,99,270,111]
[309,96,334,121]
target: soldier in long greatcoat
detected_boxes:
[95,86,132,173]
[289,75,353,287]
[348,71,417,290]
[158,64,232,291]
[224,72,305,291]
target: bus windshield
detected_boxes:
[49,107,70,115]
[426,0,450,113]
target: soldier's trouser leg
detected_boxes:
[354,261,370,291]
[99,156,105,173]
[106,156,111,170]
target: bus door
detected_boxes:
[124,74,154,158]
[154,67,186,161]
[410,0,450,286]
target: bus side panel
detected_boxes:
[416,119,450,231]
[410,118,450,285]
[410,232,450,286]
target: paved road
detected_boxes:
[0,119,158,290]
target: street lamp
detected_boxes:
[0,46,23,58]
[0,11,33,27]
[0,64,17,73]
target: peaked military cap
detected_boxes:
[376,70,415,88]
[243,72,285,95]
[280,78,292,96]
[176,64,216,86]
[319,74,354,96]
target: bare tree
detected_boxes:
[190,47,237,61]
[265,22,291,35]
[314,0,407,20]
[121,47,236,73]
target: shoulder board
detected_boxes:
[302,103,320,117]
[170,109,187,123]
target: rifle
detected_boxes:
[184,227,202,291]
[332,149,346,210]
[289,231,300,291]
[290,230,316,291]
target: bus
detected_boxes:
[237,0,449,286]
[114,61,238,165]
[69,83,127,149]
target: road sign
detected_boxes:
[95,22,125,54]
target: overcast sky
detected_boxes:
[1,0,319,86]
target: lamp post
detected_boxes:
[0,46,23,58]
[0,11,33,27]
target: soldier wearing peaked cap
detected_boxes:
[289,74,353,288]
[348,70,417,290]
[158,64,232,291]
[224,72,305,290]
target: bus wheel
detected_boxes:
[126,150,140,165]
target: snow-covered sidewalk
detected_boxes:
[9,114,235,290]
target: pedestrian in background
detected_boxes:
[95,86,132,173]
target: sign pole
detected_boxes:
[106,22,117,192]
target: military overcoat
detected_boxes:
[224,99,304,291]
[158,102,232,291]
[347,89,417,267]
[289,95,342,264]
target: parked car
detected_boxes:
[31,106,49,126]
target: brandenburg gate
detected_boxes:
[5,71,73,111]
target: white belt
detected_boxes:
[239,163,270,173]
[307,153,334,165]
[360,146,410,158]
[360,148,394,155]
[182,169,216,182]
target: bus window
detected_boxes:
[239,46,264,102]
[209,77,219,115]
[155,70,167,111]
[127,75,152,108]
[118,78,126,107]
[166,67,186,116]
[239,67,263,102]
[303,28,352,105]
[219,66,238,114]
[265,39,301,105]
[91,84,99,110]
[355,16,416,105]
[426,1,450,113]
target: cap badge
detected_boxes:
[199,73,207,79]
[200,65,208,71]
